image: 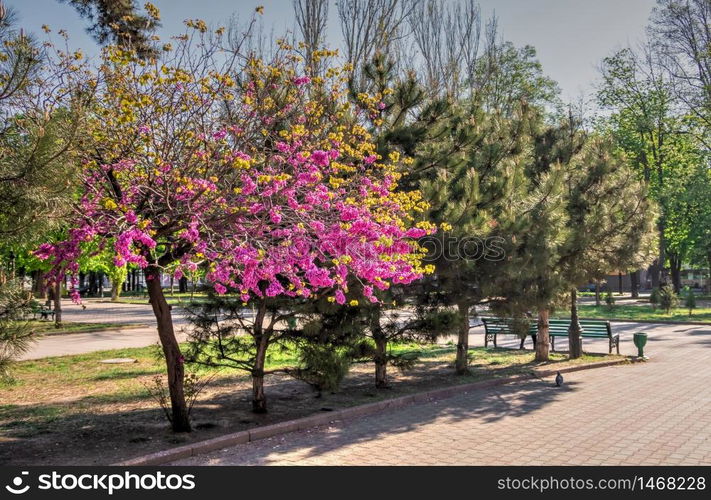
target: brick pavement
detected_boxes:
[172,322,711,465]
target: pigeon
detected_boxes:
[555,371,564,387]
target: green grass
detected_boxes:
[0,341,450,387]
[571,304,711,323]
[24,321,142,335]
[107,292,210,306]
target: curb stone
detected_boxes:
[115,357,631,466]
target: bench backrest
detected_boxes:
[484,317,611,337]
[482,318,537,336]
[549,319,611,337]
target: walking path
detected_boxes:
[171,321,711,465]
[20,299,188,360]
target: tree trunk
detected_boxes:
[111,283,120,301]
[53,280,62,328]
[251,300,269,413]
[368,308,388,387]
[669,253,682,294]
[594,282,601,307]
[99,271,104,298]
[252,335,269,413]
[31,270,45,299]
[146,267,191,432]
[618,272,623,294]
[455,301,470,375]
[535,308,550,362]
[630,270,640,299]
[650,260,660,290]
[568,290,582,359]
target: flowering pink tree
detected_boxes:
[38,26,433,428]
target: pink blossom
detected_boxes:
[310,150,330,167]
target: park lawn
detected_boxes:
[108,293,211,306]
[25,321,144,335]
[0,342,622,465]
[574,304,711,323]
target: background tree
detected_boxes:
[651,0,711,145]
[598,47,698,292]
[293,0,329,77]
[337,0,419,90]
[59,0,160,58]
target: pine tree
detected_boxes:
[59,0,160,58]
[558,130,655,358]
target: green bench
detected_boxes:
[482,317,619,354]
[549,319,619,354]
[481,318,538,349]
[32,305,56,321]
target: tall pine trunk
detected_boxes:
[535,308,550,362]
[568,290,582,359]
[370,308,388,388]
[455,301,470,375]
[146,267,191,432]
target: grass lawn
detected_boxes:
[573,304,711,323]
[0,342,622,465]
[106,292,210,306]
[25,321,145,335]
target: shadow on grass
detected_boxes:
[0,348,592,466]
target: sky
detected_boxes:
[6,0,658,102]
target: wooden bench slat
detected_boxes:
[483,317,619,354]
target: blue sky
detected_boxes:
[7,0,656,102]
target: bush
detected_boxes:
[605,289,615,309]
[658,284,679,314]
[649,287,660,310]
[684,286,696,315]
[143,370,213,426]
[290,343,352,396]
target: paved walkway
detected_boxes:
[20,299,188,360]
[172,322,711,465]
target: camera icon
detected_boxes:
[5,471,30,495]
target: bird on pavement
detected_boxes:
[555,371,564,387]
